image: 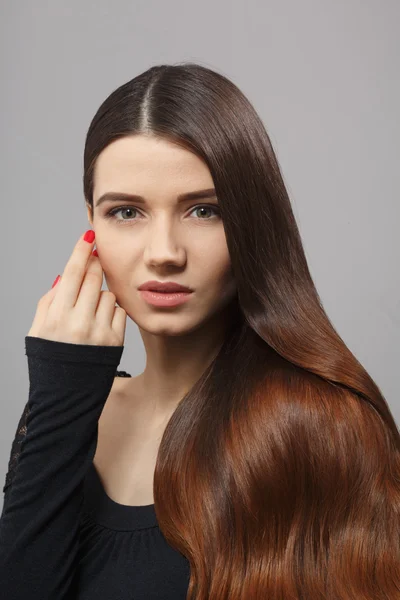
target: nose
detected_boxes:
[143,220,186,268]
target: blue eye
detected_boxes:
[105,204,221,225]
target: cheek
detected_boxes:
[95,235,138,271]
[100,253,133,290]
[200,238,232,272]
[196,247,235,289]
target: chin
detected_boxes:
[132,311,213,338]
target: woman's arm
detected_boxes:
[1,400,30,519]
[0,335,124,600]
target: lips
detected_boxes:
[138,280,193,293]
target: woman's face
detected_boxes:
[87,134,237,337]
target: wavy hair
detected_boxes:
[83,62,400,599]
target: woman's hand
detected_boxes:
[27,230,127,347]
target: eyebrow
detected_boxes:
[95,188,217,208]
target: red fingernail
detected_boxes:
[84,230,95,243]
[92,249,98,256]
[51,275,61,289]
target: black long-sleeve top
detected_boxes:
[0,336,190,599]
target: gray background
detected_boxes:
[1,1,399,512]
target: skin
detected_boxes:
[86,134,237,424]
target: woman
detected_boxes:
[1,62,399,599]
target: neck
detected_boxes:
[134,303,238,420]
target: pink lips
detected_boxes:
[138,281,193,307]
[138,280,193,293]
[139,290,192,307]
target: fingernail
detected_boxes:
[84,230,95,243]
[51,275,61,289]
[92,249,98,256]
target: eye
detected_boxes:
[189,205,220,220]
[104,204,221,225]
[105,206,141,223]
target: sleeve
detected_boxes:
[0,335,124,600]
[1,401,31,517]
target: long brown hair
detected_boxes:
[83,62,400,599]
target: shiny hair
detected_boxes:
[83,62,400,599]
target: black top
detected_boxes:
[0,336,190,599]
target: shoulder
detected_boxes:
[107,372,142,406]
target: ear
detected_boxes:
[86,203,94,228]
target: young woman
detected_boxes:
[1,62,399,600]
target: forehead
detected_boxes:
[93,135,214,198]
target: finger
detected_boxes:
[111,306,127,340]
[73,255,104,316]
[27,275,62,336]
[55,230,97,309]
[94,290,117,326]
[41,274,62,306]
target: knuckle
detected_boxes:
[44,314,63,331]
[37,295,47,307]
[102,290,116,302]
[69,319,90,338]
[84,269,102,283]
[64,262,81,278]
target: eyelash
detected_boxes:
[104,204,221,225]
